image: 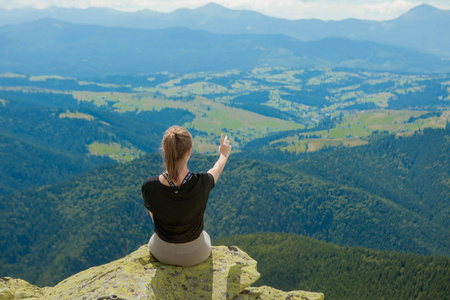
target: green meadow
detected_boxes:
[2,67,449,160]
[278,110,448,153]
[73,91,302,153]
[87,141,144,162]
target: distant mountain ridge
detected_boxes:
[0,3,449,58]
[0,18,448,77]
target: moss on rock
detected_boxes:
[0,277,45,300]
[2,245,324,300]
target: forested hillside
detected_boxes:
[0,89,193,194]
[291,127,450,229]
[0,132,100,195]
[214,233,450,300]
[0,128,448,286]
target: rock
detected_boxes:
[0,277,46,300]
[1,245,324,300]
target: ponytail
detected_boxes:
[162,126,193,181]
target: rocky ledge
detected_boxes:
[0,245,324,300]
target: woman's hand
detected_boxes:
[208,133,231,183]
[219,134,231,158]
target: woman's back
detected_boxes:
[142,125,231,266]
[142,172,214,243]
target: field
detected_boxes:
[1,67,449,160]
[73,91,302,153]
[278,110,449,153]
[87,141,144,162]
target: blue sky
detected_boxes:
[0,0,449,20]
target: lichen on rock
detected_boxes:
[1,245,324,300]
[0,277,46,300]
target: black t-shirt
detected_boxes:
[141,172,215,243]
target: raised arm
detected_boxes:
[208,134,231,183]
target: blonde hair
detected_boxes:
[162,126,193,181]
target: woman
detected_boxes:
[141,125,231,266]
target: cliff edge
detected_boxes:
[0,245,324,299]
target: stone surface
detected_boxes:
[0,277,46,300]
[1,245,324,300]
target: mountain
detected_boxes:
[0,4,449,58]
[365,4,450,58]
[0,128,448,286]
[0,19,447,77]
[0,244,324,300]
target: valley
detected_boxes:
[1,4,449,298]
[1,67,448,158]
[0,126,448,288]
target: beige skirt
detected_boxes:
[148,231,211,266]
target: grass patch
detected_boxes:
[0,73,26,78]
[29,75,68,81]
[87,142,145,162]
[78,81,131,89]
[59,111,94,121]
[357,92,393,107]
[282,138,367,154]
[272,109,449,153]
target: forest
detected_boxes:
[0,89,192,194]
[0,127,448,288]
[214,232,450,300]
[0,68,448,297]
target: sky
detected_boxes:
[0,0,449,20]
